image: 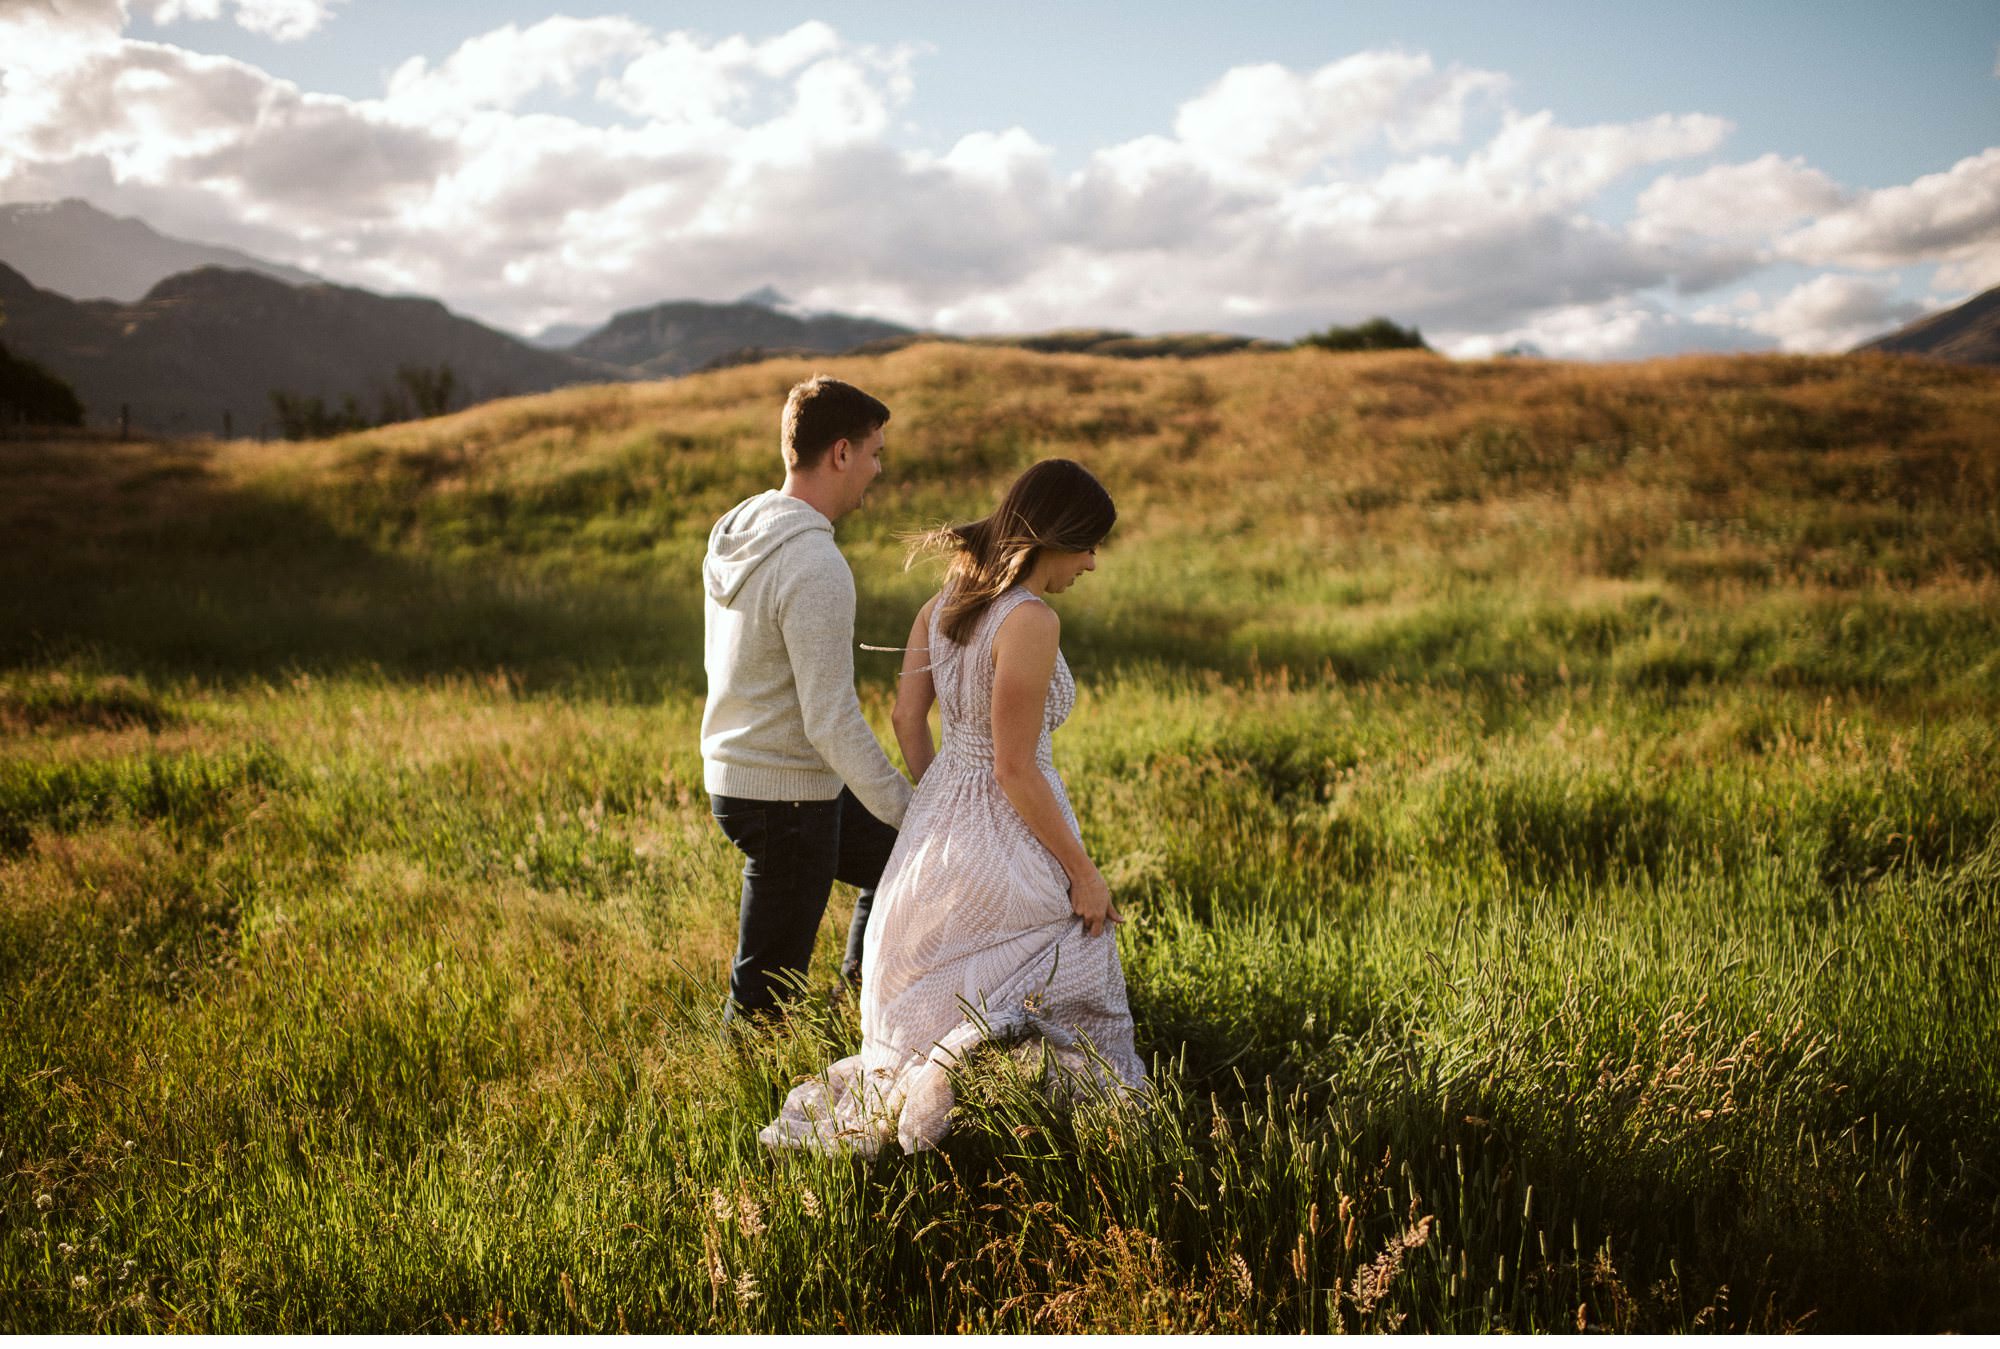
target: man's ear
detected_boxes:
[827,438,853,471]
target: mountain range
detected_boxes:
[9,197,1991,435]
[0,261,615,436]
[0,201,944,431]
[0,199,322,302]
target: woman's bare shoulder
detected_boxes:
[995,595,1059,646]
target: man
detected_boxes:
[701,375,912,1019]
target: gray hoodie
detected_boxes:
[700,491,912,827]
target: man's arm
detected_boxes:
[777,552,913,827]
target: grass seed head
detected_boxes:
[735,1188,766,1239]
[1228,1252,1253,1299]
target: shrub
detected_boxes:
[0,338,84,428]
[1297,317,1429,352]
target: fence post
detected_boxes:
[223,409,233,439]
[120,403,130,440]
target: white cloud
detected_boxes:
[1467,109,1731,204]
[1444,297,1773,361]
[383,16,651,123]
[146,0,341,42]
[1742,273,1925,352]
[0,0,127,67]
[2,12,1993,354]
[1628,152,1853,294]
[1637,154,1848,244]
[1171,50,1507,183]
[1780,147,2000,271]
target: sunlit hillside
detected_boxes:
[4,345,1998,1331]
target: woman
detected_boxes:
[760,459,1147,1156]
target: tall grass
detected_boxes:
[3,346,1997,1329]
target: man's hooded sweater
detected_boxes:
[700,491,912,828]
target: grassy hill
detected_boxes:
[3,346,1998,1331]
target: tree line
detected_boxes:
[268,363,460,440]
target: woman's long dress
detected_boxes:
[759,585,1147,1155]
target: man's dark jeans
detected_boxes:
[711,788,898,1019]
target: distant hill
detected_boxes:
[529,321,595,349]
[693,326,1286,373]
[565,296,913,376]
[0,198,321,302]
[847,327,1286,361]
[1856,285,2000,366]
[0,261,623,435]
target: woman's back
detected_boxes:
[926,584,1074,780]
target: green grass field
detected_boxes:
[3,346,1998,1330]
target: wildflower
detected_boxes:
[704,1245,727,1292]
[708,1188,732,1223]
[734,1270,761,1308]
[119,1260,136,1282]
[71,1274,90,1292]
[123,1140,135,1152]
[34,1192,53,1212]
[512,854,528,874]
[16,1230,39,1245]
[799,1187,822,1219]
[58,1242,76,1260]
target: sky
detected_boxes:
[2,0,1997,356]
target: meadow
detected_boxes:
[2,344,1997,1331]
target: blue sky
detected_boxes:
[127,0,2000,188]
[8,0,1999,355]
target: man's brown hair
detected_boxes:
[781,376,891,471]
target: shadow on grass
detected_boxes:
[0,440,704,698]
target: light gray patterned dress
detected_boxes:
[759,585,1147,1155]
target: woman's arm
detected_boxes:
[890,596,939,781]
[990,601,1121,937]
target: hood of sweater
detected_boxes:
[703,491,834,605]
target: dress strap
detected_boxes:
[985,584,1040,630]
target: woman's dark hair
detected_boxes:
[916,458,1116,644]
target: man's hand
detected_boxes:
[1067,861,1123,938]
